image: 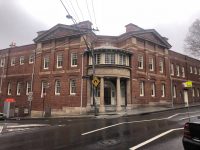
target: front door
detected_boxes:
[184,90,189,106]
[104,87,111,105]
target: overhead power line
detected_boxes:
[91,0,98,29]
[75,0,84,21]
[85,0,93,23]
[68,0,80,22]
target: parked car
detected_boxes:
[183,122,200,150]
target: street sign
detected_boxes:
[92,76,100,87]
[183,81,192,88]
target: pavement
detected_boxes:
[6,103,200,120]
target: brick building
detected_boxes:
[0,21,199,116]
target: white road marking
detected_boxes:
[7,124,49,128]
[179,115,200,121]
[81,111,200,136]
[129,128,183,150]
[0,126,3,133]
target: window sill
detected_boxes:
[55,93,60,96]
[70,93,76,96]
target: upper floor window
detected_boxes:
[119,54,126,65]
[17,82,22,95]
[170,64,174,76]
[190,66,193,73]
[151,82,156,97]
[197,88,200,97]
[71,53,77,67]
[149,57,154,71]
[26,81,32,95]
[0,58,5,67]
[159,59,164,73]
[173,85,176,98]
[194,67,197,74]
[192,88,195,97]
[55,80,61,95]
[7,82,11,95]
[57,54,63,68]
[11,57,16,66]
[20,56,24,65]
[43,56,50,69]
[161,83,165,97]
[139,81,144,96]
[138,55,144,69]
[29,55,34,64]
[70,79,76,95]
[182,67,185,78]
[94,54,101,64]
[105,53,115,64]
[176,65,180,76]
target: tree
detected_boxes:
[184,19,200,59]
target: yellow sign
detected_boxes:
[92,76,100,87]
[183,81,192,88]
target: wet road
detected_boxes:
[0,106,199,150]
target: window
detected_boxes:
[170,64,174,75]
[57,54,63,68]
[190,66,193,73]
[7,82,11,95]
[55,80,61,95]
[176,65,180,76]
[17,82,22,95]
[94,54,101,64]
[199,69,200,75]
[138,55,143,69]
[194,67,197,74]
[119,54,126,65]
[192,88,195,97]
[29,55,34,64]
[139,81,144,96]
[173,85,176,98]
[0,58,5,67]
[182,67,185,78]
[159,59,164,73]
[197,88,200,97]
[11,57,16,66]
[71,53,77,67]
[20,56,24,65]
[149,57,154,71]
[26,82,32,95]
[161,84,165,97]
[70,79,76,95]
[151,82,155,97]
[41,81,48,97]
[105,53,115,64]
[43,56,50,69]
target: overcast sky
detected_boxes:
[0,0,200,54]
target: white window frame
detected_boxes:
[94,53,101,64]
[151,82,155,97]
[173,85,176,98]
[29,55,34,64]
[26,82,32,95]
[192,88,195,97]
[197,88,200,97]
[55,80,61,95]
[20,56,24,65]
[70,79,76,95]
[139,81,144,96]
[170,64,174,75]
[190,66,193,73]
[182,67,185,78]
[43,56,50,69]
[159,59,164,73]
[11,57,16,66]
[105,53,115,64]
[194,67,197,74]
[7,82,11,95]
[149,57,154,71]
[161,83,165,97]
[41,81,48,97]
[119,54,126,65]
[138,55,144,69]
[71,53,77,67]
[176,65,180,76]
[0,58,5,67]
[17,82,22,95]
[56,54,63,68]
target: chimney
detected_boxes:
[9,42,16,48]
[125,23,143,33]
[76,21,92,30]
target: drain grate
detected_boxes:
[98,138,121,146]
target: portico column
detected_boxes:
[86,80,91,111]
[126,79,132,110]
[116,77,122,111]
[99,77,105,112]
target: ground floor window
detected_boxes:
[70,79,76,95]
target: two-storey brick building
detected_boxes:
[0,21,199,116]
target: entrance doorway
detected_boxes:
[184,90,189,106]
[104,87,111,105]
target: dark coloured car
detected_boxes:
[0,113,5,120]
[183,122,200,150]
